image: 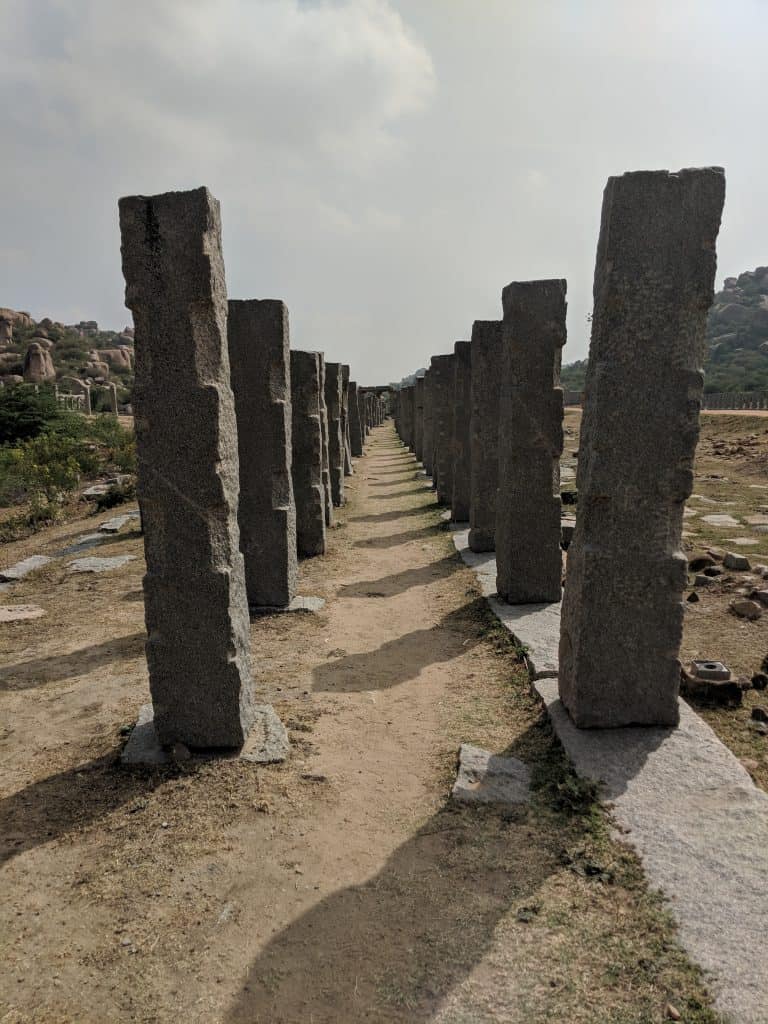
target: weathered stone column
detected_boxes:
[318,354,334,527]
[559,167,725,728]
[290,349,326,558]
[496,280,566,605]
[414,376,425,463]
[349,381,364,456]
[430,353,455,504]
[341,364,353,476]
[325,361,345,505]
[468,320,502,552]
[401,385,414,449]
[119,186,254,748]
[451,341,472,521]
[422,369,434,477]
[228,299,297,609]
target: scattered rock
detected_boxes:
[0,555,52,583]
[702,565,724,577]
[693,574,714,587]
[170,742,191,762]
[686,591,700,604]
[688,553,716,572]
[750,590,768,606]
[665,1004,681,1022]
[67,555,136,574]
[702,514,740,527]
[680,661,742,707]
[98,513,136,534]
[752,673,768,691]
[747,719,768,736]
[707,546,726,561]
[730,598,762,620]
[724,552,751,571]
[0,604,45,622]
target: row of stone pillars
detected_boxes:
[118,186,383,753]
[394,167,726,729]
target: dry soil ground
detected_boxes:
[0,425,724,1023]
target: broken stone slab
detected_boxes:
[121,703,289,765]
[701,513,740,527]
[0,555,52,582]
[57,533,105,556]
[451,743,531,805]
[250,595,326,615]
[67,555,137,574]
[0,604,46,623]
[535,676,768,1024]
[99,511,140,533]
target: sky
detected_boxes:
[2,0,767,385]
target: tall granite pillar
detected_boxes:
[318,354,334,527]
[119,186,254,748]
[430,354,455,504]
[496,280,566,605]
[290,349,326,557]
[422,369,434,477]
[468,321,502,552]
[325,361,345,505]
[341,364,353,476]
[228,299,298,609]
[414,376,425,464]
[349,381,364,456]
[401,385,414,449]
[451,341,472,521]
[559,167,725,728]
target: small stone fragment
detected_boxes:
[751,706,768,723]
[665,1004,681,1022]
[703,566,723,577]
[730,598,762,620]
[689,553,716,572]
[724,552,751,571]
[693,574,713,587]
[67,555,136,574]
[752,673,768,691]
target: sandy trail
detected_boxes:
[0,424,718,1023]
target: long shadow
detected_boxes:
[0,750,172,868]
[337,555,457,599]
[352,525,441,549]
[351,506,434,525]
[224,726,561,1023]
[367,469,415,478]
[0,632,146,691]
[369,487,432,499]
[313,601,476,693]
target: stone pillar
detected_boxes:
[401,385,413,449]
[349,381,364,457]
[559,166,725,728]
[496,280,566,605]
[430,354,455,504]
[228,299,298,609]
[414,376,425,463]
[468,321,502,552]
[422,369,434,477]
[119,186,255,748]
[325,361,345,506]
[62,376,92,415]
[290,350,326,558]
[451,341,472,521]
[341,364,353,476]
[317,354,334,527]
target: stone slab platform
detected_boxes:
[451,525,559,678]
[451,509,768,1022]
[121,703,289,766]
[536,678,768,1024]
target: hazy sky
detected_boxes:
[2,0,766,384]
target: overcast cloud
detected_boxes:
[2,0,767,383]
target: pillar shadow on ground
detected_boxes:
[0,751,170,868]
[223,728,562,1024]
[0,632,146,692]
[369,487,433,499]
[350,506,435,525]
[312,602,480,693]
[337,555,458,598]
[352,525,442,550]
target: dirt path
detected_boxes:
[0,425,720,1023]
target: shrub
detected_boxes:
[0,384,64,444]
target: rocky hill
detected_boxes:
[561,268,768,394]
[0,307,134,410]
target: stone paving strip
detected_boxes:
[451,520,768,1024]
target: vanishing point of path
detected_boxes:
[0,424,721,1023]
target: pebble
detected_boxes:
[731,599,762,620]
[724,552,751,571]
